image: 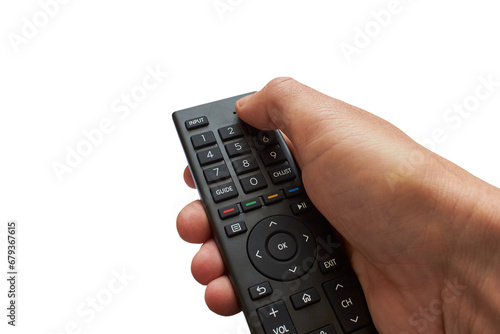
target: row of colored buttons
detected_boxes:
[218,185,305,220]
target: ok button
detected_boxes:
[267,233,297,261]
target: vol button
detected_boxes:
[267,233,297,261]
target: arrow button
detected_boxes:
[323,276,371,333]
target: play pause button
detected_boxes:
[291,199,313,215]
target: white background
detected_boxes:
[1,1,500,333]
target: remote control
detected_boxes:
[173,93,377,334]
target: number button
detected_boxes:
[203,163,230,183]
[225,140,251,157]
[197,147,223,166]
[260,146,287,166]
[232,156,259,175]
[257,131,278,146]
[191,131,216,149]
[240,173,267,193]
[219,124,243,141]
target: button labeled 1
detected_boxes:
[191,131,216,149]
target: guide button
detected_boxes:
[210,181,238,203]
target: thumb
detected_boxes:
[236,77,372,166]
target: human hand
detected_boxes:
[177,78,500,333]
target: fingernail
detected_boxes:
[236,94,252,109]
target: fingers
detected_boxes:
[184,166,196,189]
[176,200,212,244]
[205,275,241,316]
[191,239,225,285]
[191,239,241,316]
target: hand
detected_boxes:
[177,78,500,333]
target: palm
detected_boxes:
[299,140,450,334]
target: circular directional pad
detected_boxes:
[247,216,316,281]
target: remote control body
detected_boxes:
[173,93,377,334]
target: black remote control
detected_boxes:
[173,93,377,334]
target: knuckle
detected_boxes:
[265,77,298,96]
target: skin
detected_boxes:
[176,78,500,333]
